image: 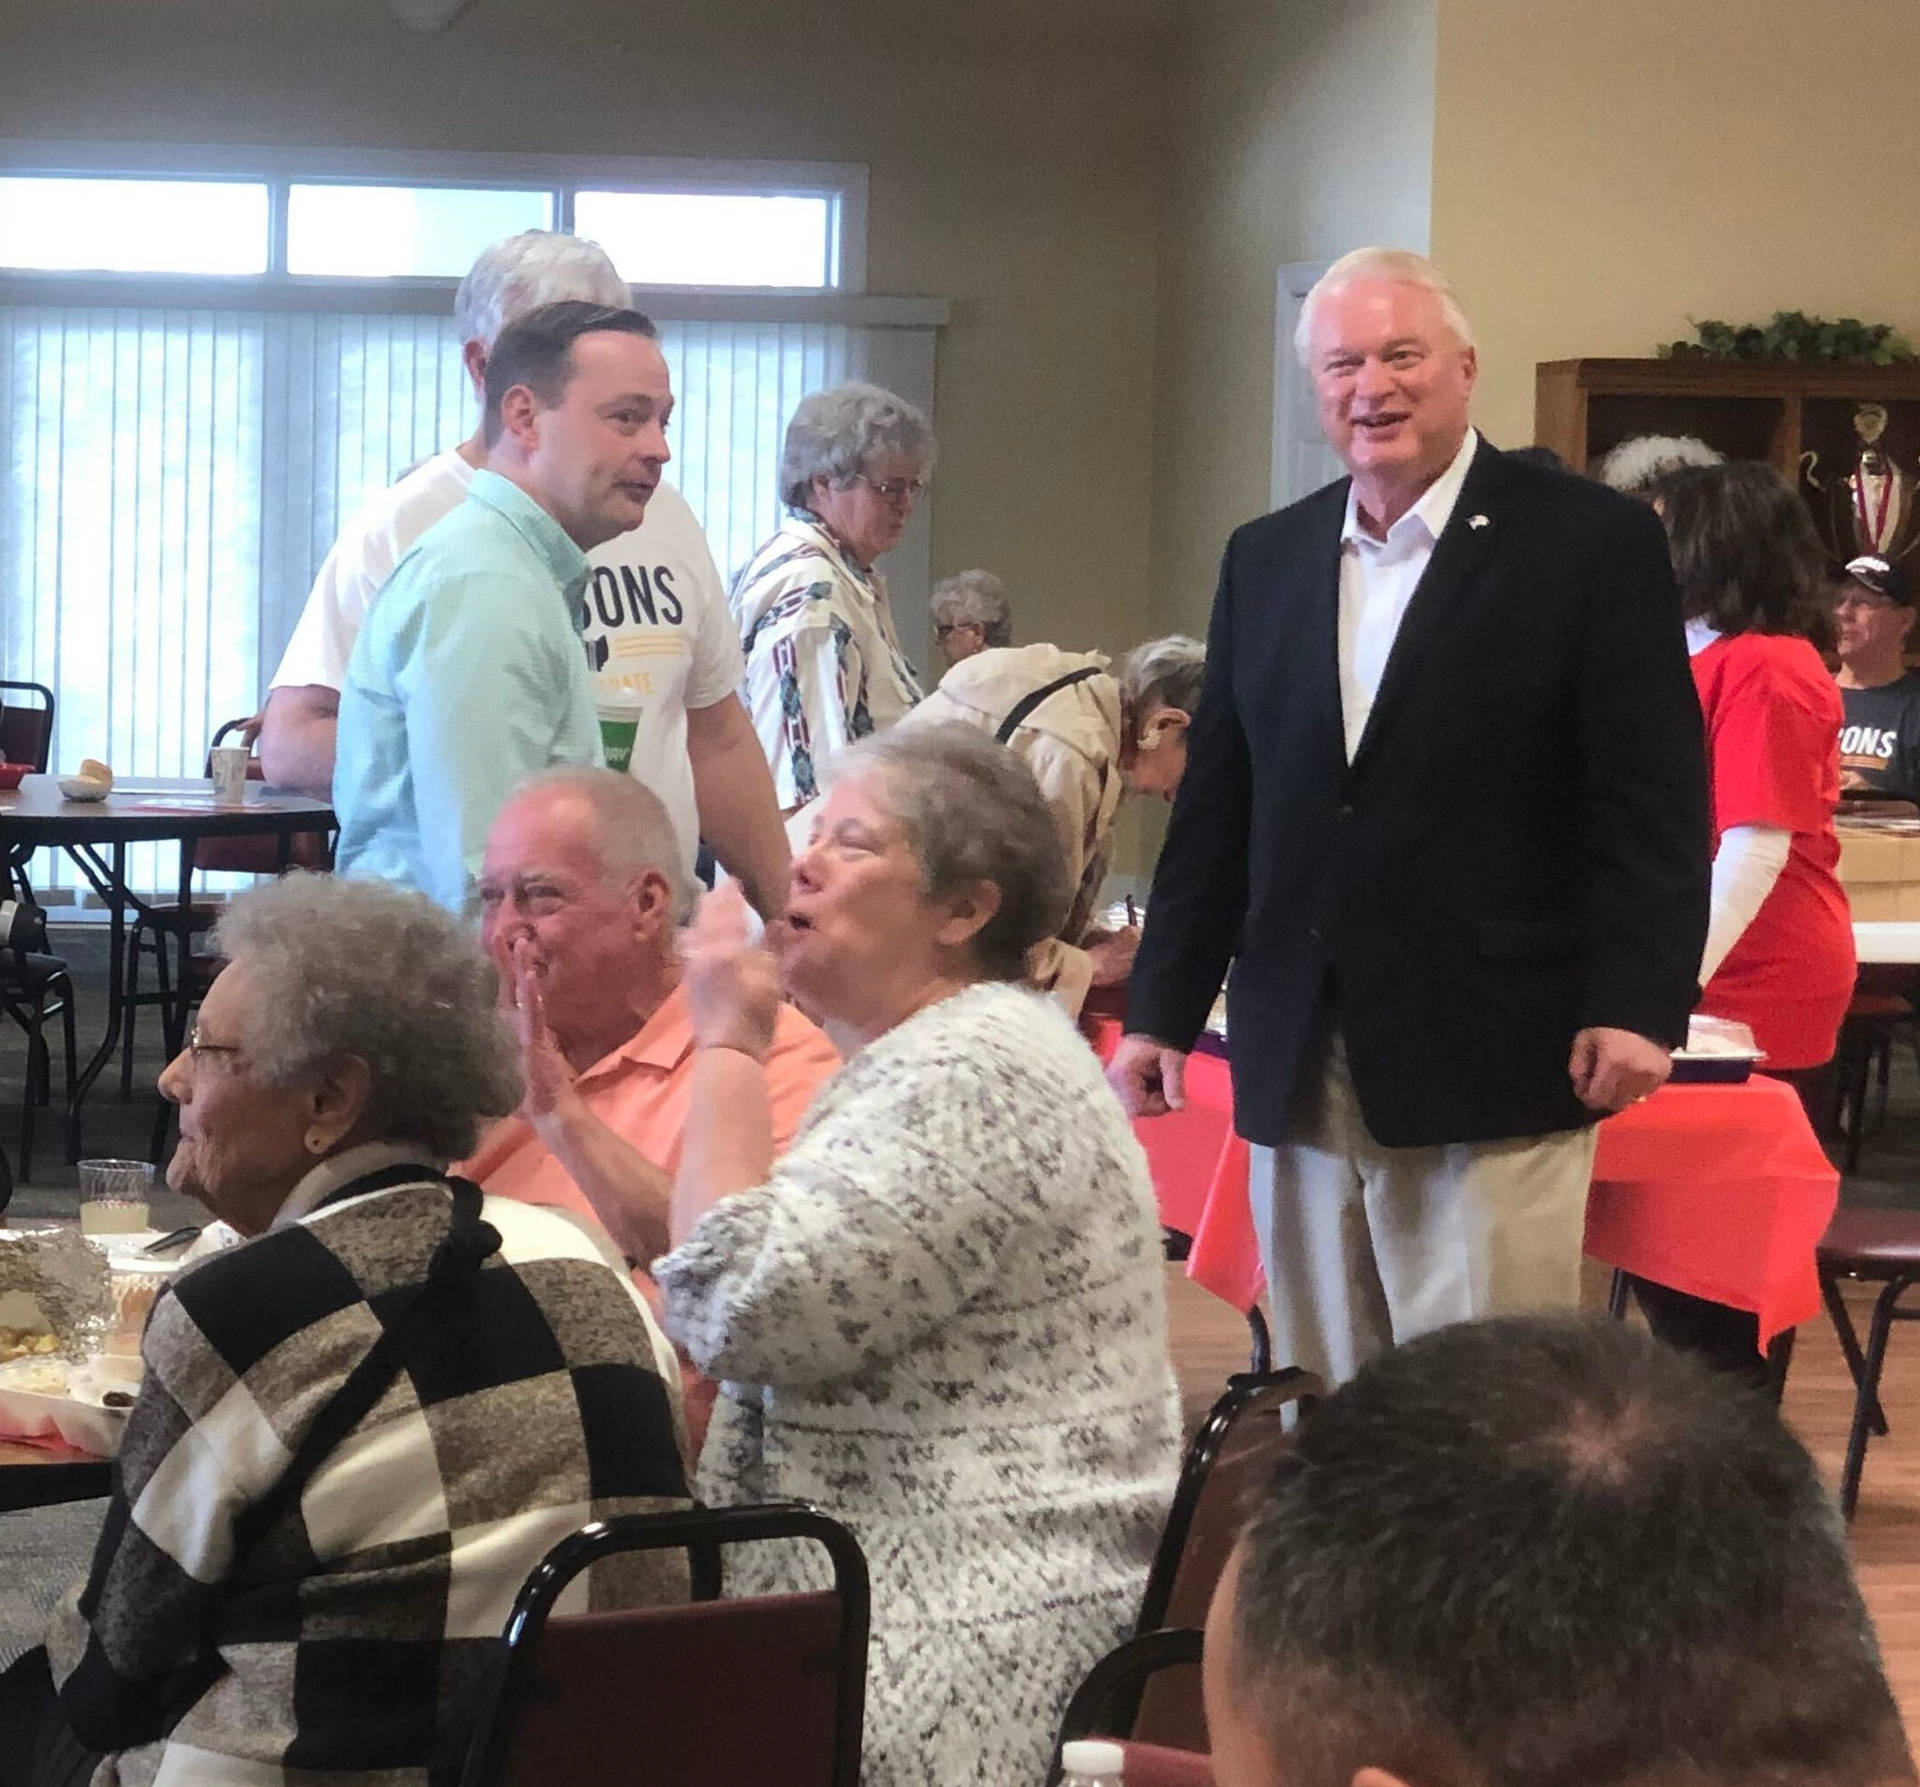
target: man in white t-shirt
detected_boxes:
[259,229,789,918]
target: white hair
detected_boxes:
[930,570,1012,647]
[780,383,937,512]
[1118,634,1206,727]
[506,766,695,921]
[1598,434,1725,495]
[454,230,631,350]
[1293,247,1475,369]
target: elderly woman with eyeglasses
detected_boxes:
[1,875,689,1787]
[654,723,1182,1787]
[730,382,935,814]
[930,567,1013,666]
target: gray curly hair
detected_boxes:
[826,723,1068,981]
[781,382,937,512]
[1599,433,1724,496]
[930,570,1012,648]
[1118,634,1206,730]
[212,874,519,1163]
[454,230,631,351]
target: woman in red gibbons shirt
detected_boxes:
[1632,461,1853,1385]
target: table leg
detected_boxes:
[161,836,195,1060]
[1763,1326,1796,1406]
[65,840,129,1164]
[142,839,206,1163]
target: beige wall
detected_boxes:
[0,0,1169,662]
[1431,0,1920,450]
[1149,0,1437,640]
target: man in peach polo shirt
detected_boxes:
[462,766,837,1267]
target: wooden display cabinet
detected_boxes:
[1535,359,1920,533]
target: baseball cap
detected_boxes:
[1845,554,1917,606]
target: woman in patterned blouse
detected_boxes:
[729,382,935,815]
[655,722,1182,1787]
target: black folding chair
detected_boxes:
[0,896,78,1197]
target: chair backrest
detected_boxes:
[0,681,54,772]
[1049,1627,1207,1787]
[1137,1368,1320,1637]
[1126,1368,1319,1752]
[461,1503,869,1787]
[193,716,330,875]
[1110,1744,1214,1787]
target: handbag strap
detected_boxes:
[994,664,1102,744]
[228,1173,501,1561]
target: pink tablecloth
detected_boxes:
[1089,1020,1838,1349]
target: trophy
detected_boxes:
[1802,402,1920,563]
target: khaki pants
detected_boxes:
[1249,1029,1597,1388]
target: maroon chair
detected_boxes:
[1108,1745,1213,1787]
[1137,1368,1320,1636]
[460,1503,869,1787]
[121,715,329,1096]
[0,680,54,773]
[1123,1368,1319,1751]
[1832,992,1917,1174]
[1,680,55,903]
[1048,1628,1209,1787]
[1818,1205,1920,1517]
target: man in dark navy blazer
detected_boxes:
[1110,248,1709,1387]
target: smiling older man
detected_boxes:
[460,766,837,1268]
[1111,247,1709,1388]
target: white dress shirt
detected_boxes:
[1337,427,1480,761]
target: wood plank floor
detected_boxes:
[1163,1262,1920,1749]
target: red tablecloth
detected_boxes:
[1089,1020,1838,1349]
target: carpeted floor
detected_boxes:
[0,1500,107,1667]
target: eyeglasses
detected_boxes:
[853,474,929,505]
[934,622,981,639]
[187,1026,243,1064]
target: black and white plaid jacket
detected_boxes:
[48,1151,691,1787]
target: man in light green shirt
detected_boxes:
[334,301,673,911]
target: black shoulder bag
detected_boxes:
[993,664,1103,744]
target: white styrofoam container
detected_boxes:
[0,1359,135,1457]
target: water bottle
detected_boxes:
[1060,1738,1126,1786]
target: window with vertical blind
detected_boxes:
[0,146,944,900]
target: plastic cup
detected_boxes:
[77,1159,155,1237]
[209,745,250,804]
[597,706,641,774]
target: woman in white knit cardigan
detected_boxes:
[654,722,1182,1787]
